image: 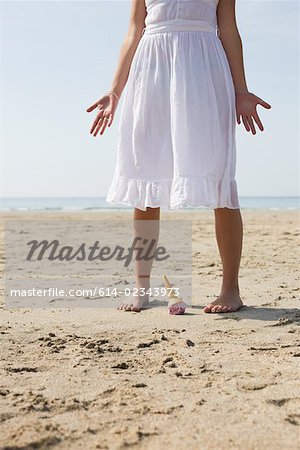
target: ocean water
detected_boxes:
[0,197,299,212]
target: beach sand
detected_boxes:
[0,210,299,450]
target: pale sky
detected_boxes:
[0,0,299,198]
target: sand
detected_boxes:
[0,210,299,450]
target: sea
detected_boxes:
[0,197,299,212]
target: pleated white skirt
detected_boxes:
[106,21,240,211]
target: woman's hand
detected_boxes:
[236,92,271,135]
[86,93,119,137]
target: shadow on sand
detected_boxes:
[191,304,300,323]
[146,300,300,323]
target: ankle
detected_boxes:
[220,284,240,295]
[136,275,150,291]
[135,284,150,299]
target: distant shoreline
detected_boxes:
[0,196,299,212]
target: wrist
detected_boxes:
[107,90,120,102]
[108,88,122,100]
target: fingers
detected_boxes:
[90,109,104,135]
[86,94,109,113]
[93,117,105,137]
[88,94,117,136]
[247,115,256,135]
[107,112,114,127]
[99,116,110,135]
[258,98,272,109]
[237,93,270,133]
[242,115,250,132]
[86,101,101,113]
[91,115,112,137]
[93,114,112,137]
[89,103,114,136]
[241,114,263,134]
[253,113,264,132]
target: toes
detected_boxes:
[118,303,133,311]
[125,304,133,311]
[204,302,239,314]
[215,305,232,313]
[209,305,233,313]
[118,302,143,312]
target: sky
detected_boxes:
[0,0,299,198]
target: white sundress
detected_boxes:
[106,0,240,211]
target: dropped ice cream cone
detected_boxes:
[163,275,187,315]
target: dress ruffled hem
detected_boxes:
[106,174,240,211]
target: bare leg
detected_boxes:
[118,206,160,312]
[204,207,243,313]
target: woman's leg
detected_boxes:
[118,206,160,312]
[204,207,243,313]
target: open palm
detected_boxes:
[236,92,271,135]
[86,93,119,137]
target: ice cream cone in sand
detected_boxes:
[163,275,187,315]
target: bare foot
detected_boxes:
[203,290,243,313]
[118,296,150,313]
